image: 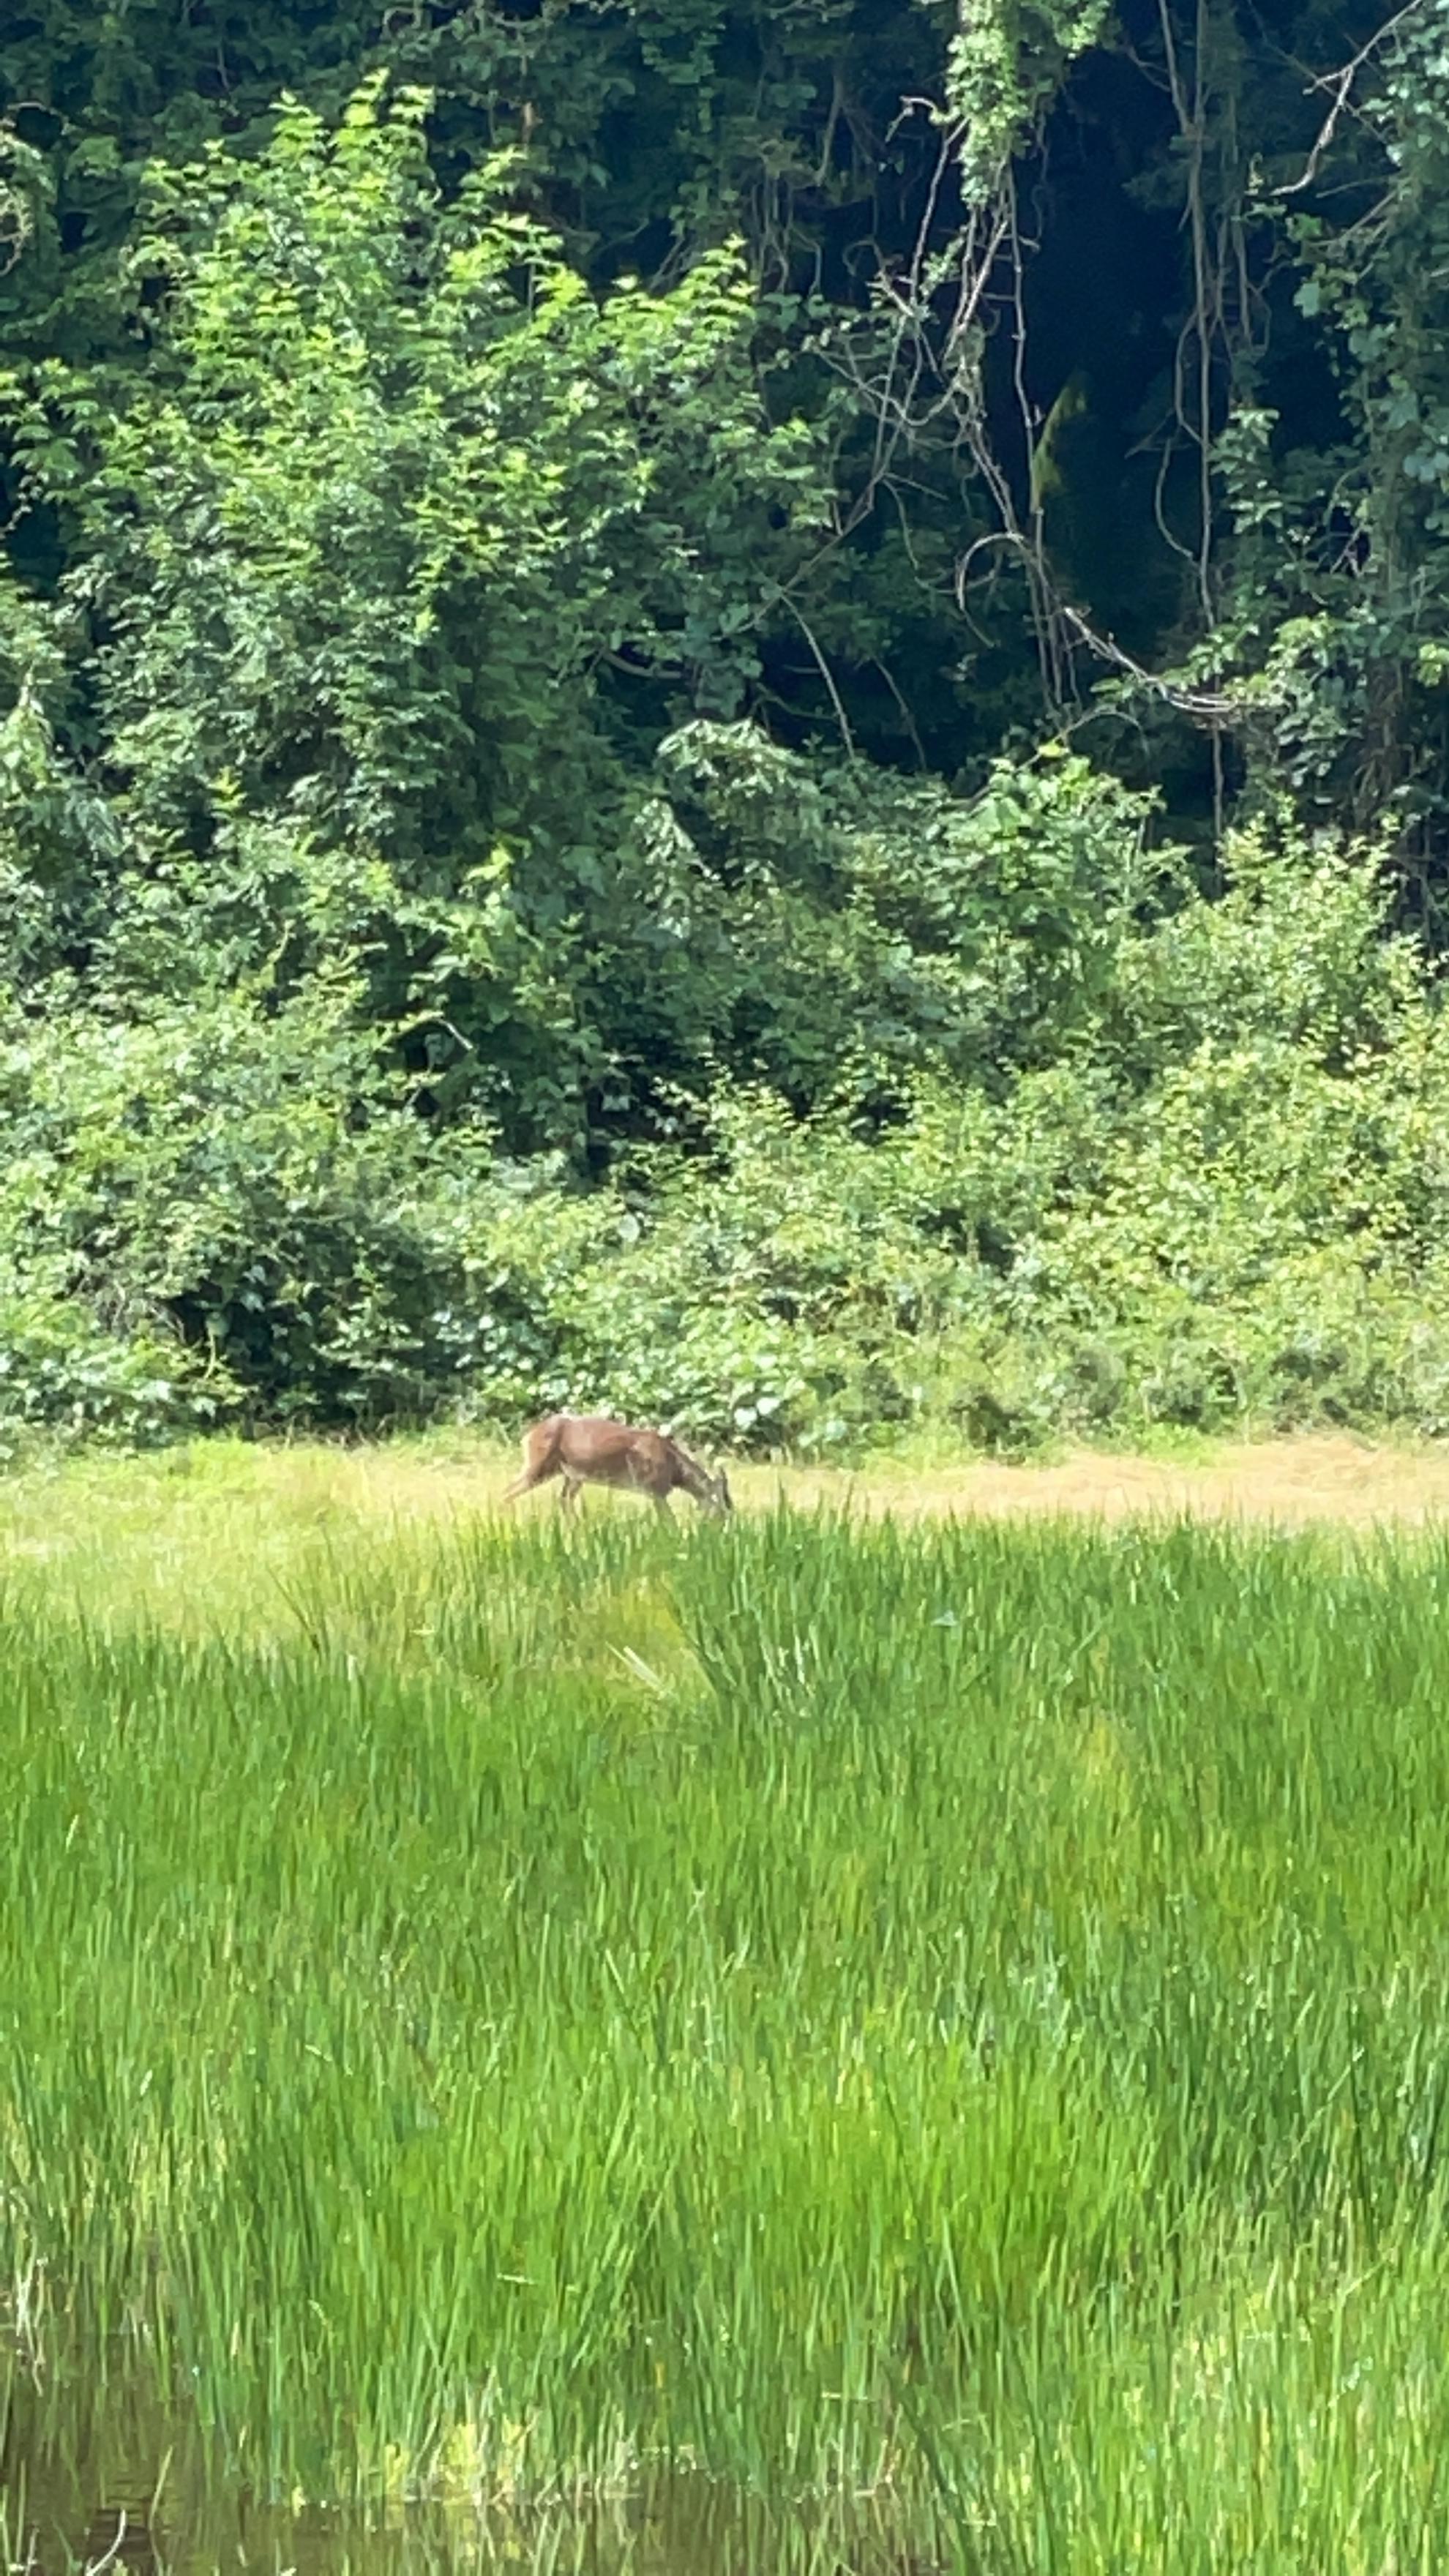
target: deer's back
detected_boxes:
[552,1415,681,1490]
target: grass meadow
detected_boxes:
[4,1439,1449,2572]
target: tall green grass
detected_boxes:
[5,1485,1449,2568]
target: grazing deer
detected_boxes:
[502,1414,732,1518]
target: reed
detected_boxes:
[4,1463,1449,2569]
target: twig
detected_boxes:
[775,592,857,758]
[1277,0,1427,195]
[84,2514,128,2576]
[1056,602,1246,720]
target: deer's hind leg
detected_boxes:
[502,1429,560,1504]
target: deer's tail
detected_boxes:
[502,1416,565,1502]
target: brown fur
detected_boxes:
[502,1414,732,1517]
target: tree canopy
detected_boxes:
[3,0,1448,1450]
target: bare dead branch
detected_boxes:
[1277,0,1428,195]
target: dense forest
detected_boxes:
[2,0,1448,1451]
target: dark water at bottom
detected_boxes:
[1,2368,925,2576]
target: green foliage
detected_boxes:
[6,785,1449,1457]
[0,972,495,1439]
[1204,4,1449,864]
[0,739,1159,1449]
[946,0,1112,197]
[5,10,1449,1449]
[428,827,1449,1453]
[1,86,851,1145]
